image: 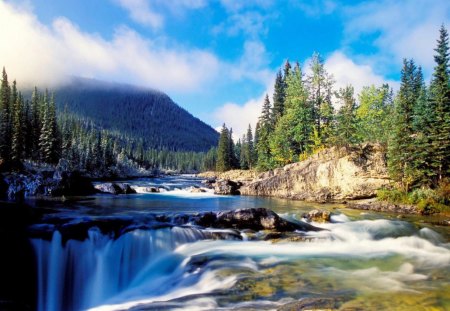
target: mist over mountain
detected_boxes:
[53,77,219,152]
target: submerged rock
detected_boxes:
[302,209,331,223]
[190,187,206,193]
[240,143,390,202]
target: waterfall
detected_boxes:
[32,226,209,311]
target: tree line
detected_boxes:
[0,74,217,175]
[217,26,449,198]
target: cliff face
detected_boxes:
[240,144,390,202]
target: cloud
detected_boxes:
[0,2,220,91]
[113,0,163,29]
[324,51,399,97]
[212,95,265,140]
[228,40,274,85]
[112,0,207,29]
[290,0,337,16]
[219,0,274,13]
[342,0,450,76]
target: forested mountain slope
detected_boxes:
[54,77,219,152]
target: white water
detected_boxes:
[32,216,450,311]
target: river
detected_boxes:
[29,175,450,311]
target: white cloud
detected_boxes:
[291,0,337,16]
[112,0,207,29]
[0,2,220,91]
[324,51,399,97]
[343,0,450,77]
[219,0,274,13]
[113,0,163,29]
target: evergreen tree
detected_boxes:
[388,59,420,191]
[31,87,41,160]
[228,128,238,169]
[334,86,357,146]
[306,53,334,145]
[272,70,286,122]
[246,124,255,168]
[428,25,450,183]
[256,94,274,170]
[0,68,11,161]
[270,62,311,165]
[11,93,24,162]
[39,93,59,163]
[216,124,230,171]
[240,134,249,169]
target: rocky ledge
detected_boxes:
[240,143,390,203]
[29,208,324,242]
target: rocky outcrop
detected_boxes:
[214,179,242,195]
[347,198,421,214]
[1,170,96,200]
[95,183,136,195]
[240,144,390,202]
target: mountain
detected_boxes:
[53,77,219,152]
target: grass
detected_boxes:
[377,180,450,214]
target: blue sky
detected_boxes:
[0,0,449,136]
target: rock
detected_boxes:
[302,209,331,222]
[347,198,421,214]
[146,187,160,193]
[95,182,136,195]
[116,183,136,194]
[49,171,96,196]
[195,208,323,232]
[190,187,206,193]
[214,179,241,195]
[277,297,341,311]
[241,143,390,202]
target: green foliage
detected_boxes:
[270,62,311,166]
[333,85,357,146]
[356,84,393,145]
[216,124,231,172]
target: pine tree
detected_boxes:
[240,134,249,169]
[306,53,334,145]
[272,70,286,123]
[0,68,11,161]
[334,86,357,146]
[216,124,230,172]
[256,94,274,170]
[246,124,255,168]
[11,93,24,162]
[39,93,59,163]
[31,87,41,160]
[388,59,420,191]
[270,62,311,165]
[228,128,238,169]
[428,25,450,183]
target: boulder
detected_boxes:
[49,171,96,196]
[302,209,331,222]
[190,187,206,193]
[95,183,136,195]
[214,179,241,195]
[241,143,390,202]
[195,208,323,232]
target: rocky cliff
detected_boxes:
[240,144,390,202]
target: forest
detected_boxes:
[216,26,449,210]
[0,75,218,175]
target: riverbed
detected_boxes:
[27,175,450,310]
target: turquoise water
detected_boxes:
[32,176,450,311]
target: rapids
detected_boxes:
[31,176,450,310]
